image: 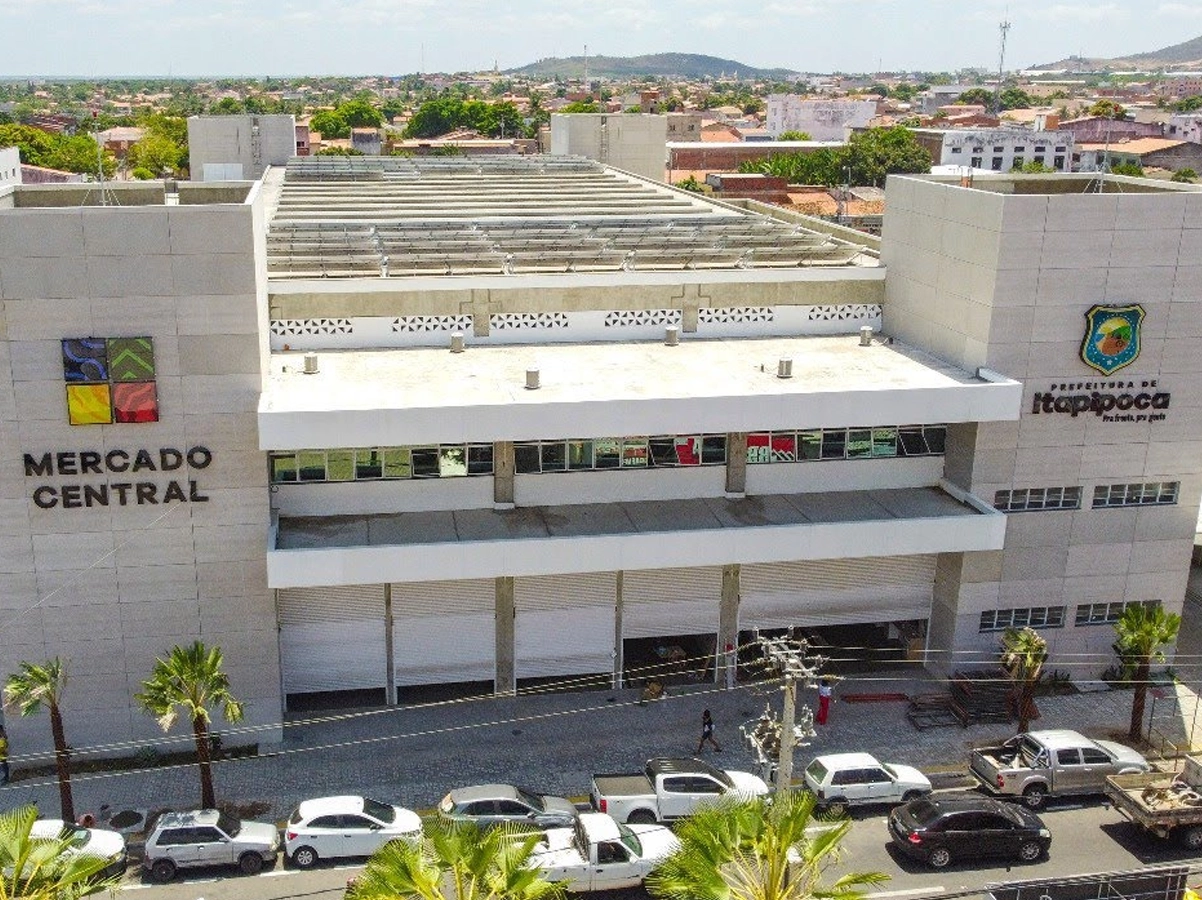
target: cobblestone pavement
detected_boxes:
[3,664,1199,824]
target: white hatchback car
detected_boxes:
[285,796,422,868]
[30,819,127,879]
[803,752,932,815]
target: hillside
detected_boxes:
[1034,33,1202,71]
[506,53,797,80]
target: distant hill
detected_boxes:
[1034,33,1202,71]
[507,53,797,80]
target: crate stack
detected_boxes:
[949,669,1015,726]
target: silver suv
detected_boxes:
[142,809,280,882]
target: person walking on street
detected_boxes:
[816,677,834,726]
[696,709,721,753]
[0,725,9,785]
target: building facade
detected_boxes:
[912,128,1075,173]
[187,114,297,182]
[1,156,1200,757]
[549,114,667,182]
[766,96,876,141]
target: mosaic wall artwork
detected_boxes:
[62,337,158,425]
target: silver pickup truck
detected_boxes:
[970,728,1149,809]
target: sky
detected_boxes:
[4,0,1202,77]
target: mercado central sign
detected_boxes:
[22,447,213,509]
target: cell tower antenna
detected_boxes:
[584,44,589,89]
[992,19,1011,117]
[85,109,117,207]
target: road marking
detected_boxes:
[870,888,946,898]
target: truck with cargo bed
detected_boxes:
[591,757,769,824]
[1104,754,1202,849]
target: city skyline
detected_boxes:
[4,0,1202,78]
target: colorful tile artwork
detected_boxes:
[62,337,158,425]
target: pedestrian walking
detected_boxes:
[696,709,721,753]
[0,725,9,785]
[816,677,833,726]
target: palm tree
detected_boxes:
[346,820,564,900]
[4,658,75,822]
[135,641,244,809]
[1000,627,1048,733]
[1114,604,1181,742]
[646,791,888,900]
[0,805,117,900]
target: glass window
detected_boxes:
[871,427,897,457]
[649,437,677,467]
[514,443,540,474]
[270,453,298,483]
[540,442,567,472]
[594,439,621,469]
[567,440,593,470]
[771,433,797,462]
[673,436,702,466]
[897,428,928,456]
[439,446,467,477]
[701,435,727,464]
[297,451,326,482]
[747,433,771,465]
[383,447,412,479]
[355,448,383,479]
[622,438,649,467]
[924,426,946,454]
[798,430,821,460]
[846,429,872,459]
[820,429,846,459]
[326,449,354,481]
[467,445,493,475]
[411,447,440,478]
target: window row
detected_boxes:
[746,425,946,464]
[994,487,1082,512]
[514,435,727,473]
[1075,600,1159,627]
[1092,482,1179,509]
[978,606,1066,633]
[270,446,494,483]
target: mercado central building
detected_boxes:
[2,155,1201,753]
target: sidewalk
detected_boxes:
[3,663,1199,824]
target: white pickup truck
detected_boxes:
[591,757,769,824]
[530,812,679,892]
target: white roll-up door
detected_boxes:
[393,579,495,686]
[622,567,722,638]
[515,573,615,679]
[278,585,386,694]
[739,556,935,630]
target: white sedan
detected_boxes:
[31,819,127,878]
[803,752,932,815]
[285,796,422,868]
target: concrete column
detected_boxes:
[383,583,396,705]
[718,564,740,686]
[495,576,516,696]
[494,441,515,508]
[725,433,747,496]
[613,572,624,690]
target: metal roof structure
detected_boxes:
[266,156,869,279]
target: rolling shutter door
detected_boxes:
[393,579,495,686]
[278,585,386,694]
[739,556,935,630]
[622,567,722,638]
[515,573,615,679]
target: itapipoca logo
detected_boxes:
[1081,305,1144,376]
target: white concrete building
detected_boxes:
[187,114,297,181]
[2,155,1201,758]
[1168,114,1202,145]
[912,128,1074,173]
[766,96,877,141]
[550,114,667,182]
[0,146,19,188]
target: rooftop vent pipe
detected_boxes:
[450,332,465,353]
[665,326,679,346]
[777,358,793,379]
[303,353,319,375]
[525,367,540,390]
[860,325,874,346]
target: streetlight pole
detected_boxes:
[778,674,797,796]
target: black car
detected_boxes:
[889,794,1050,869]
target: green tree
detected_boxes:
[777,130,813,141]
[338,99,384,128]
[345,820,564,900]
[1114,604,1181,742]
[842,126,931,186]
[1000,627,1047,733]
[315,146,364,156]
[4,658,75,822]
[1014,160,1056,174]
[1089,99,1126,119]
[1173,95,1202,113]
[1110,161,1144,177]
[135,641,244,810]
[310,109,350,139]
[126,132,184,177]
[209,97,245,115]
[675,176,706,193]
[998,87,1034,110]
[647,792,888,900]
[955,87,994,107]
[1172,168,1198,183]
[558,101,600,113]
[0,806,118,900]
[0,124,115,176]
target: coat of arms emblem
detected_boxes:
[1081,304,1144,376]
